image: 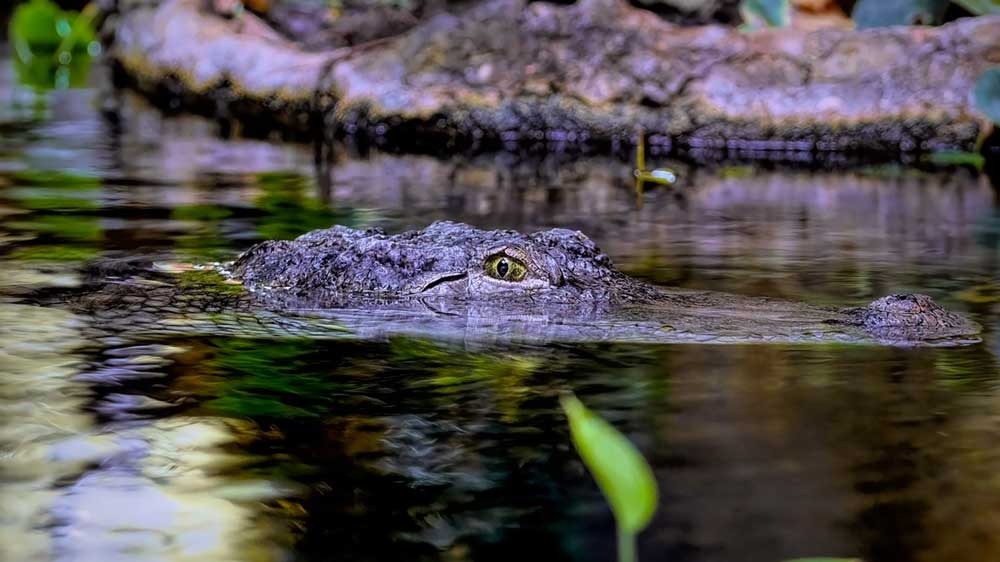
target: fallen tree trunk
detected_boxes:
[103,0,1000,155]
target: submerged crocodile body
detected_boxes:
[221,221,980,346]
[47,221,980,346]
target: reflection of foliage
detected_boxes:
[9,169,100,189]
[254,171,353,241]
[390,337,540,423]
[200,338,348,419]
[171,204,234,261]
[5,214,101,241]
[4,169,102,211]
[2,169,103,262]
[172,204,233,222]
[8,244,98,261]
[5,215,103,261]
[9,0,100,90]
[925,150,986,170]
[955,283,1000,304]
[932,348,998,391]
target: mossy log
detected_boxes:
[103,0,1000,155]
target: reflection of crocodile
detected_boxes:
[225,221,980,346]
[48,222,980,346]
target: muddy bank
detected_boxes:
[103,0,1000,155]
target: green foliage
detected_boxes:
[561,394,657,562]
[9,0,100,90]
[740,0,790,29]
[973,68,1000,126]
[852,0,949,28]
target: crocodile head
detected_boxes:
[857,294,982,344]
[231,221,648,308]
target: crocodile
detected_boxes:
[223,221,980,345]
[42,221,981,346]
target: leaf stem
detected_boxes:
[617,529,637,562]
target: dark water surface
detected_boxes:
[5,59,1000,562]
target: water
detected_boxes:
[4,57,1000,562]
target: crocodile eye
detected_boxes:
[485,254,527,282]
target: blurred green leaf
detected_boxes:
[561,394,657,562]
[852,0,949,28]
[10,0,66,51]
[9,0,99,90]
[10,0,96,54]
[952,0,1000,14]
[974,68,1000,125]
[740,0,790,28]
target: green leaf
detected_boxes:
[10,0,65,51]
[9,0,99,90]
[952,0,1000,15]
[852,0,949,28]
[740,0,790,29]
[974,68,1000,126]
[561,394,658,536]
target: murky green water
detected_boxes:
[5,57,1000,562]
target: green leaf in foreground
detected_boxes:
[740,0,790,28]
[974,68,1000,126]
[561,394,657,562]
[852,0,949,28]
[952,0,1000,15]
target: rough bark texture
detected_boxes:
[103,0,1000,154]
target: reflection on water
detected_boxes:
[0,269,299,562]
[5,54,1000,562]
